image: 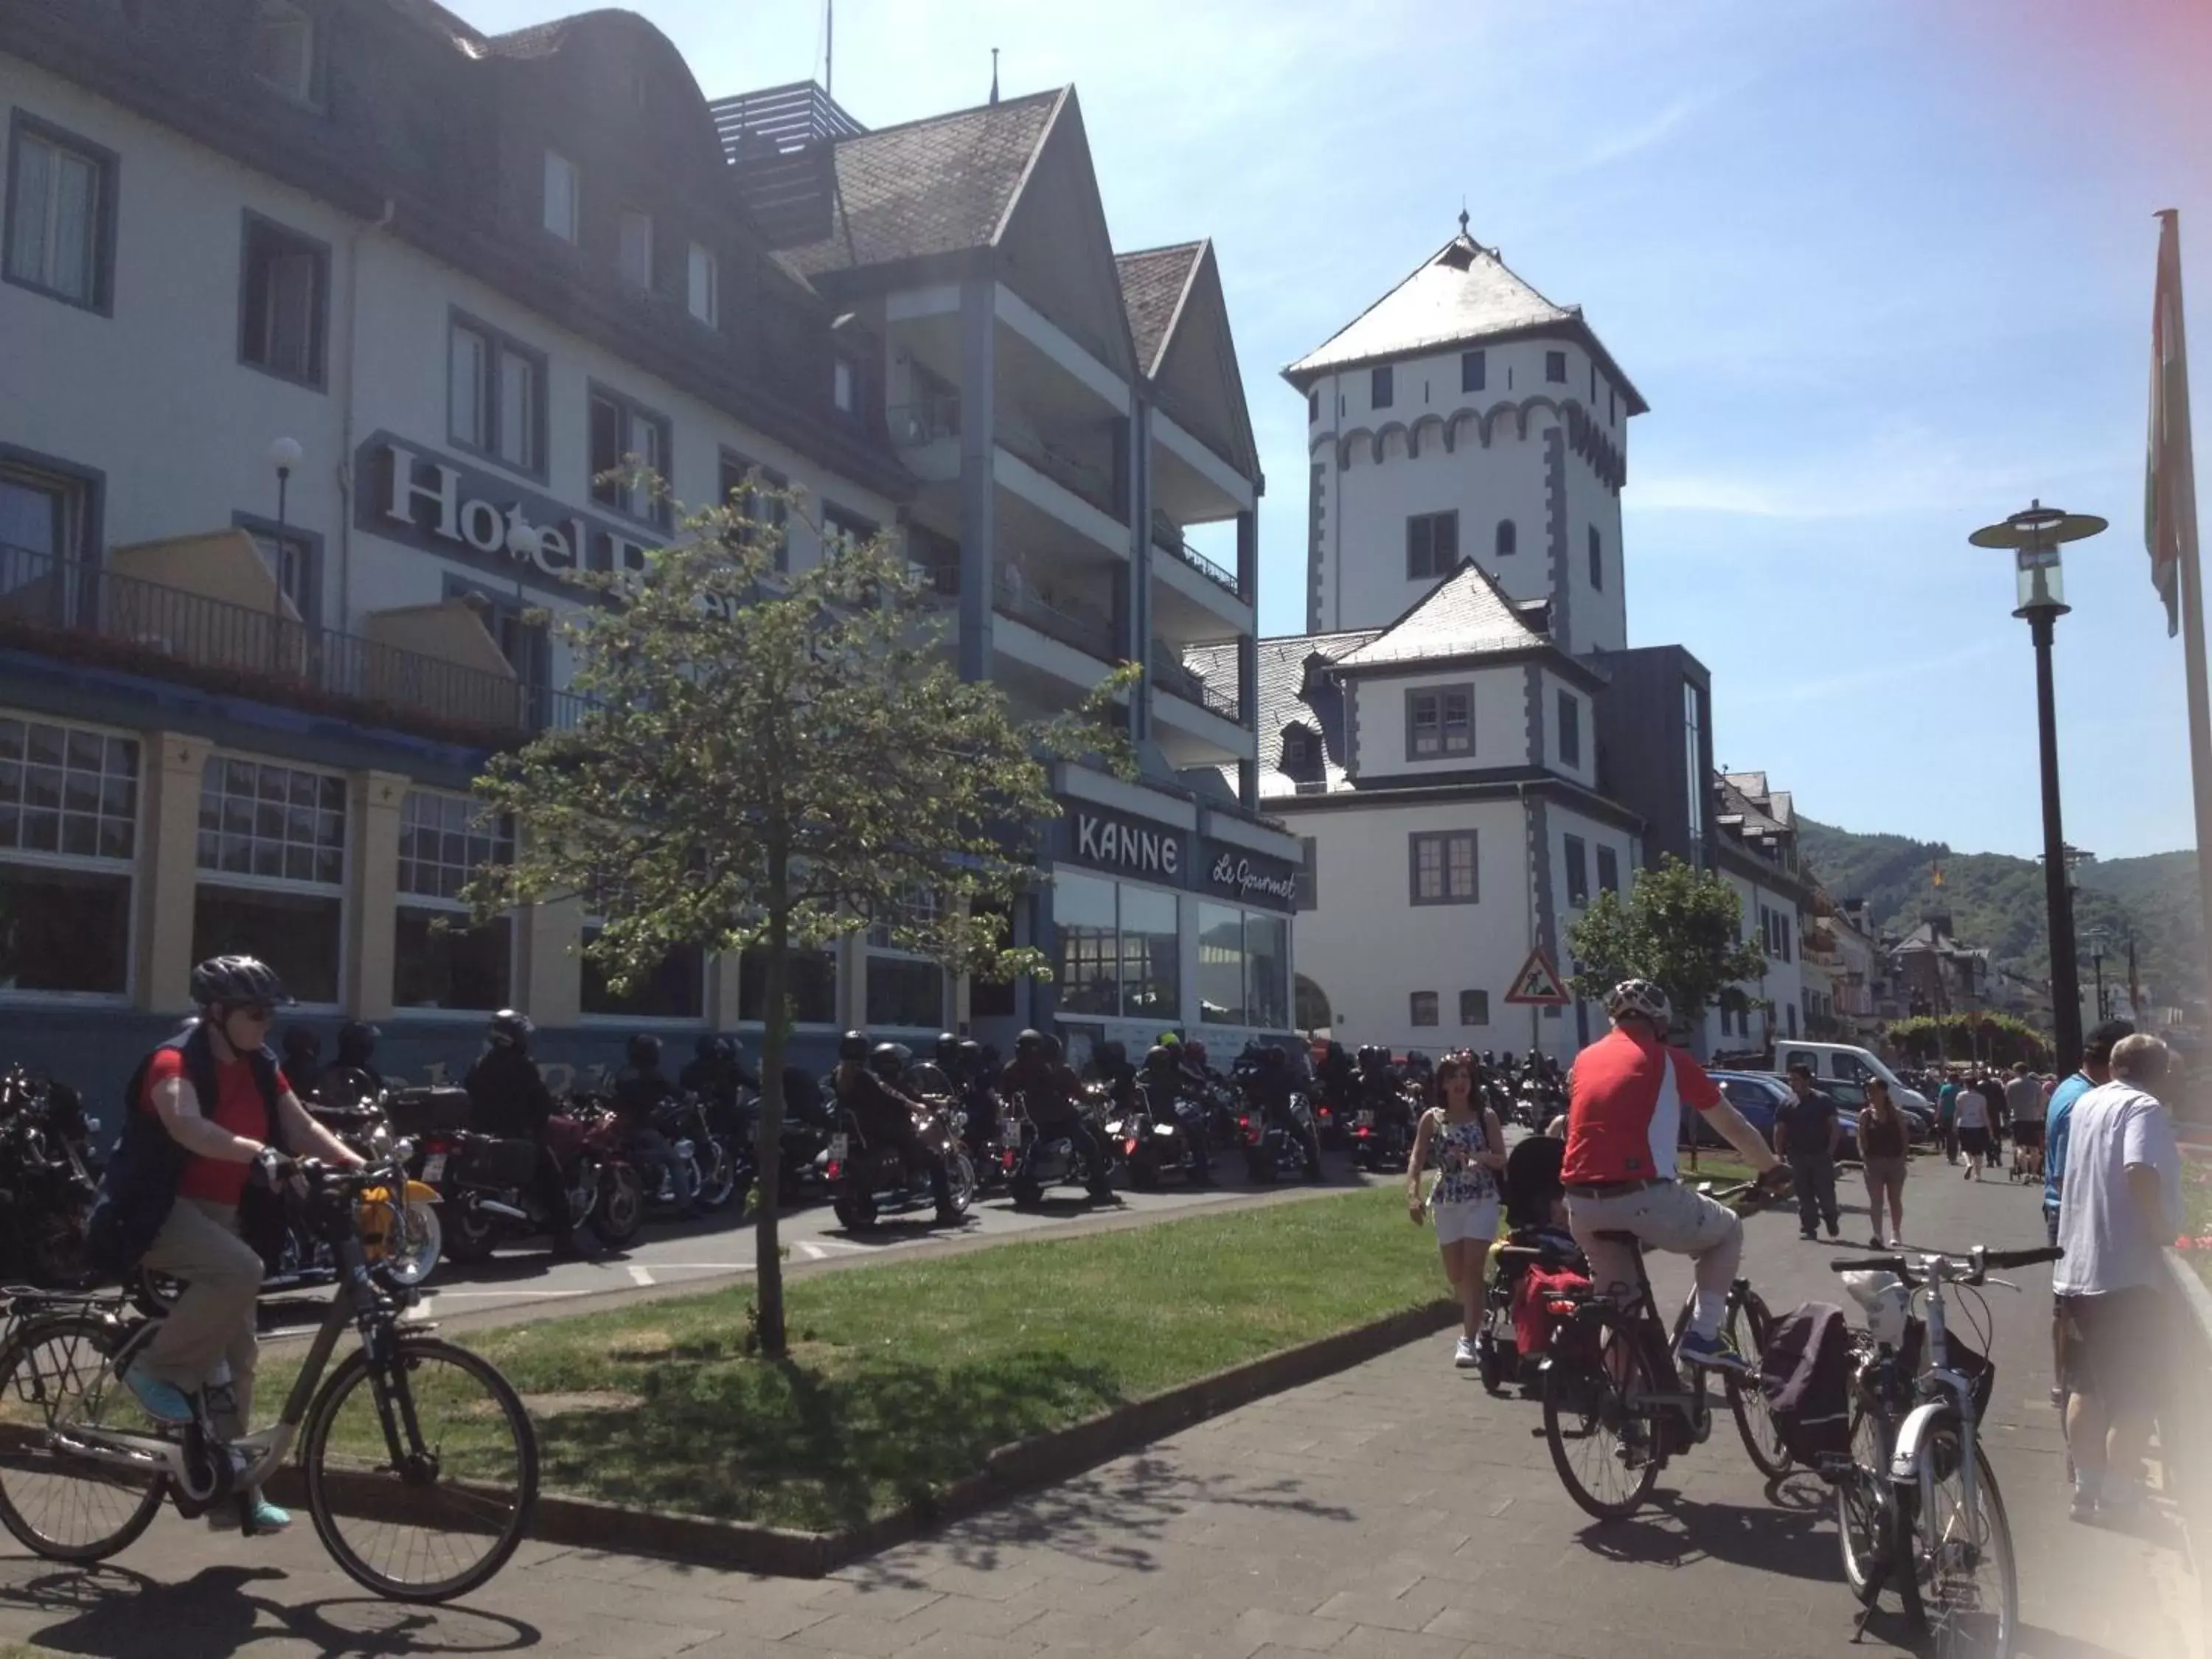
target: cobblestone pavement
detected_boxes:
[0,1157,2197,1659]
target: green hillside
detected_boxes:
[1797,818,2200,1007]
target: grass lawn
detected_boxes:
[279,1189,1449,1532]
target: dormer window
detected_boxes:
[251,0,319,104]
[618,210,654,290]
[1281,726,1317,773]
[833,358,857,414]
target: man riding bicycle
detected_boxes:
[1560,979,1786,1373]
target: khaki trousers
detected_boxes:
[137,1197,261,1439]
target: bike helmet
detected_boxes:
[189,955,293,1012]
[838,1030,870,1062]
[335,1020,380,1065]
[627,1032,663,1070]
[1607,978,1672,1026]
[1015,1029,1046,1058]
[487,1009,533,1051]
[869,1041,907,1080]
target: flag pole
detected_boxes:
[2158,211,2212,1021]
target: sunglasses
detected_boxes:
[226,1004,277,1024]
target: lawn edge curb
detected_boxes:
[509,1294,1460,1577]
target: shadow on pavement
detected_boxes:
[1570,1486,1837,1582]
[0,1557,541,1657]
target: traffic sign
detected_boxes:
[1503,947,1570,1006]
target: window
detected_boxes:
[738,945,836,1024]
[249,0,318,102]
[1057,871,1181,1020]
[1565,835,1589,907]
[1495,519,1517,557]
[1294,835,1318,912]
[238,213,327,386]
[393,790,512,1012]
[832,358,857,414]
[1121,886,1182,1022]
[543,151,579,243]
[1371,364,1394,409]
[1281,727,1315,773]
[1610,387,1617,425]
[1557,690,1580,768]
[0,717,137,996]
[1597,845,1619,896]
[1307,389,1319,422]
[1787,1002,1799,1040]
[1409,830,1478,905]
[1459,989,1489,1026]
[4,116,115,312]
[866,957,945,1028]
[1545,349,1567,384]
[822,504,876,556]
[720,450,790,567]
[1197,901,1245,1026]
[1684,682,1705,846]
[1,459,94,608]
[686,240,717,326]
[194,756,344,1004]
[1405,510,1458,580]
[1590,363,1599,403]
[618,209,653,289]
[1411,991,1439,1028]
[588,388,670,526]
[580,935,703,1020]
[234,512,316,622]
[1588,526,1604,591]
[448,316,545,475]
[1407,685,1473,759]
[1461,350,1486,393]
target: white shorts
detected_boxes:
[1433,1198,1500,1247]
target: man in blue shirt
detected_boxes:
[2044,1019,2133,1402]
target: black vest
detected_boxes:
[86,1025,283,1276]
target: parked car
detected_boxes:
[1683,1071,1790,1150]
[1738,1073,1930,1162]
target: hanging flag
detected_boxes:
[1931,860,1944,890]
[2146,209,2196,637]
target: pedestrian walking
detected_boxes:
[1982,1070,2011,1167]
[1775,1061,1843,1240]
[2042,1019,2135,1405]
[2006,1061,2047,1180]
[1407,1053,1507,1369]
[2054,1034,2181,1521]
[1936,1073,1960,1164]
[1857,1077,1910,1248]
[1955,1075,1992,1179]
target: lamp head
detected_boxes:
[1968,498,2105,619]
[268,437,305,474]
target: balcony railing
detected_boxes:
[0,544,585,744]
[1150,646,1241,723]
[888,395,961,447]
[992,582,1118,661]
[1150,511,1242,599]
[1001,430,1121,521]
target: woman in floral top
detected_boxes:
[1408,1052,1509,1368]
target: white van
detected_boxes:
[1773,1041,1930,1111]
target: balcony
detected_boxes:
[1150,511,1241,600]
[993,582,1117,662]
[889,396,961,448]
[1150,643,1241,723]
[0,542,584,745]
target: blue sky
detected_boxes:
[465,0,2211,863]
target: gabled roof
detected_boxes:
[1332,559,1546,669]
[774,90,1062,278]
[1116,242,1206,380]
[1190,630,1379,797]
[1284,229,1647,414]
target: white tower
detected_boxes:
[1285,217,1644,657]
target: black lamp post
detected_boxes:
[2085,925,2110,1023]
[1969,500,2105,1074]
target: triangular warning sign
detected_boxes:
[1504,947,1570,1006]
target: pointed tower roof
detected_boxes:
[1334,559,1559,670]
[1283,229,1647,414]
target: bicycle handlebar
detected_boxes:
[1828,1243,2062,1287]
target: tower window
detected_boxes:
[1461,350,1485,393]
[1307,388,1319,422]
[1495,519,1517,558]
[1590,363,1599,401]
[1371,364,1394,410]
[1587,526,1603,591]
[1545,349,1567,384]
[1406,510,1458,580]
[1557,690,1581,768]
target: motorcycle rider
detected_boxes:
[612,1033,699,1217]
[279,1024,324,1105]
[679,1033,755,1106]
[832,1032,959,1225]
[462,1010,581,1257]
[86,955,363,1535]
[321,1021,383,1108]
[1139,1042,1212,1184]
[1001,1029,1113,1200]
[1245,1041,1324,1180]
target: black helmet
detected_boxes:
[1258,1043,1287,1073]
[959,1037,983,1062]
[1015,1029,1045,1057]
[1097,1039,1127,1071]
[280,1024,321,1065]
[1144,1043,1178,1074]
[627,1032,662,1070]
[1039,1033,1063,1063]
[335,1020,379,1065]
[695,1033,720,1060]
[487,1009,534,1051]
[869,1041,906,1079]
[1405,1049,1433,1076]
[190,955,292,1012]
[934,1032,961,1065]
[838,1029,870,1062]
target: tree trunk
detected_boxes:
[752,877,792,1358]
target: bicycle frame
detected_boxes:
[1887,1262,1985,1537]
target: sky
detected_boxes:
[457,0,2212,863]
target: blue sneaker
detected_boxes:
[1676,1331,1748,1375]
[208,1495,292,1534]
[121,1366,193,1425]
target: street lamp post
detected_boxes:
[2085,927,2110,1023]
[267,437,303,667]
[1970,499,2106,1074]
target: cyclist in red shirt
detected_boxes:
[1562,980,1786,1371]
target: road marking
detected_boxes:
[414,1295,437,1321]
[422,1288,597,1300]
[795,1242,827,1261]
[627,1264,655,1287]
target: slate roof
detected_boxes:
[1115,243,1205,379]
[775,91,1062,278]
[1332,560,1545,668]
[1284,231,1648,413]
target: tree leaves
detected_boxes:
[1564,855,1768,1031]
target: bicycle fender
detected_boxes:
[1888,1399,1954,1483]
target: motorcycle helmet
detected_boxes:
[280,1024,321,1069]
[190,954,293,1013]
[1039,1033,1063,1064]
[1184,1040,1208,1071]
[335,1020,380,1065]
[959,1038,984,1067]
[1607,978,1672,1026]
[838,1030,870,1062]
[1096,1040,1127,1073]
[1404,1050,1433,1078]
[487,1009,534,1051]
[627,1032,662,1071]
[869,1041,907,1080]
[934,1032,961,1066]
[1144,1043,1178,1075]
[1257,1043,1287,1074]
[695,1033,720,1061]
[1355,1043,1386,1074]
[1015,1029,1045,1058]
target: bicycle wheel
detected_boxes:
[1837,1402,1892,1605]
[1724,1289,1793,1478]
[1891,1424,2017,1658]
[1543,1310,1661,1520]
[299,1335,538,1603]
[0,1314,167,1561]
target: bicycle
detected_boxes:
[1826,1243,2059,1659]
[1540,1182,1792,1520]
[0,1144,538,1604]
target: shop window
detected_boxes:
[0,716,136,995]
[737,945,838,1025]
[393,790,512,1012]
[866,957,945,1029]
[193,755,344,1003]
[580,931,703,1020]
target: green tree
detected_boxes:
[1565,855,1768,1038]
[1884,1013,2051,1068]
[466,482,1131,1356]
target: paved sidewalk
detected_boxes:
[0,1156,2196,1659]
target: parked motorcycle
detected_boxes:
[1242,1091,1324,1184]
[639,1093,738,1215]
[1349,1100,1414,1172]
[422,1098,643,1261]
[827,1091,975,1229]
[1105,1087,1211,1189]
[0,1068,100,1286]
[1007,1089,1116,1207]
